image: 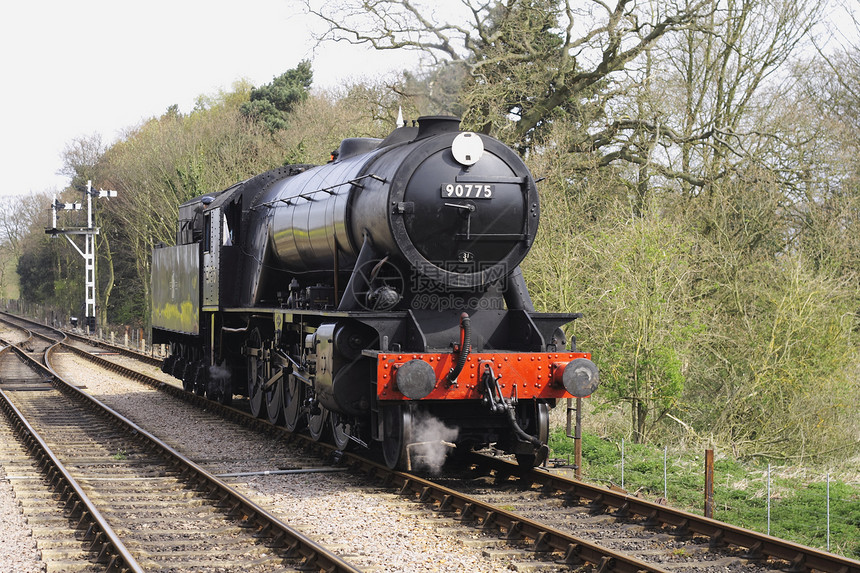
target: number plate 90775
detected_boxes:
[441,183,494,199]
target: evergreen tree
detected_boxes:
[240,61,313,131]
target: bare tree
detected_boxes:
[0,193,53,299]
[60,133,106,189]
[587,0,826,196]
[795,9,860,281]
[304,0,715,144]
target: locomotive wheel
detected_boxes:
[172,352,187,379]
[182,360,200,392]
[382,406,413,470]
[193,362,207,396]
[283,375,305,432]
[308,405,329,442]
[162,354,176,375]
[265,373,286,425]
[218,388,233,406]
[514,400,550,468]
[246,327,267,418]
[210,386,234,406]
[181,361,195,392]
[330,411,352,451]
[206,365,234,407]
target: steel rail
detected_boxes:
[0,345,143,573]
[0,311,160,367]
[40,314,860,573]
[0,314,63,366]
[39,342,363,573]
[63,329,163,367]
[51,338,669,572]
[56,340,277,432]
[0,327,362,573]
[341,453,670,573]
[469,454,860,573]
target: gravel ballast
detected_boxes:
[46,353,523,572]
[0,424,47,573]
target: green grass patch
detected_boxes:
[549,427,860,559]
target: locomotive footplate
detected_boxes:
[368,351,598,401]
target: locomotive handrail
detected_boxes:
[454,174,526,183]
[252,173,386,209]
[454,232,528,240]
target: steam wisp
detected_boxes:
[406,412,459,474]
[208,361,231,397]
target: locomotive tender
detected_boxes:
[152,116,599,469]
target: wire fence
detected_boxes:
[586,438,860,557]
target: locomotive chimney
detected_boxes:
[416,116,461,139]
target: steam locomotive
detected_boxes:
[152,116,598,469]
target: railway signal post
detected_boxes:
[45,180,116,333]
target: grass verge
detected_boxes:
[549,427,860,559]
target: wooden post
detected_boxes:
[704,449,714,518]
[566,397,584,480]
[574,397,582,480]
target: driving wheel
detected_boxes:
[382,405,413,470]
[246,327,267,418]
[265,369,285,425]
[330,411,352,451]
[308,404,329,442]
[283,375,305,432]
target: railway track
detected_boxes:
[63,329,164,369]
[0,322,361,573]
[4,312,860,573]
[455,455,860,573]
[41,327,660,571]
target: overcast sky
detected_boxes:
[0,0,419,199]
[2,2,857,201]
